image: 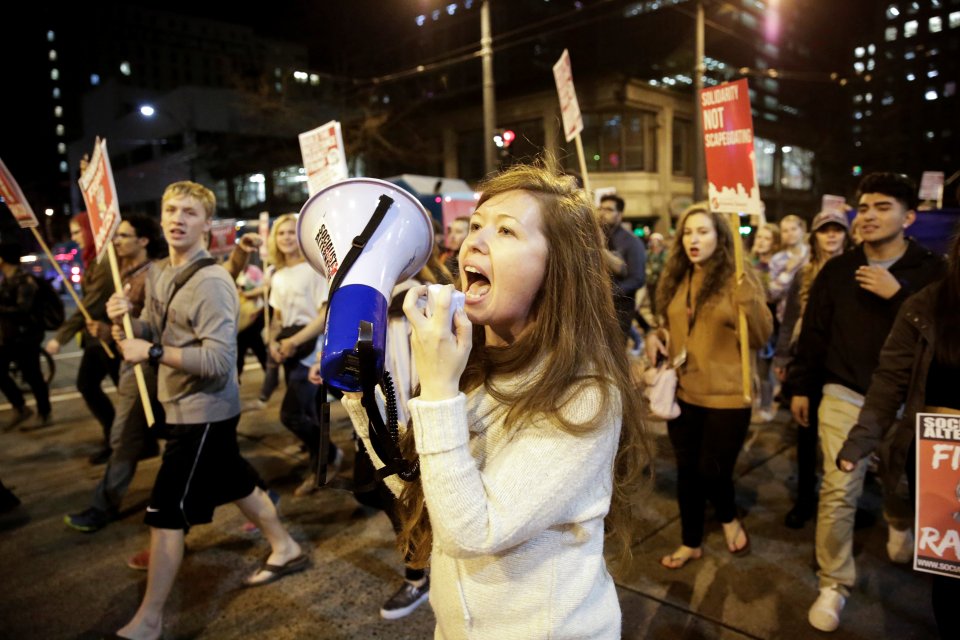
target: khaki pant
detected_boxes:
[815,392,868,595]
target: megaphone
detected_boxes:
[297,178,434,392]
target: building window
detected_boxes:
[905,50,917,59]
[946,81,957,97]
[569,110,658,173]
[47,30,55,42]
[59,161,68,173]
[882,93,895,105]
[50,68,59,81]
[762,78,779,93]
[886,26,898,41]
[741,11,758,30]
[854,61,865,73]
[904,20,919,37]
[763,95,779,110]
[54,106,62,117]
[48,49,57,61]
[272,165,309,203]
[57,143,66,154]
[930,17,943,33]
[90,73,100,86]
[950,11,960,28]
[52,87,60,99]
[854,46,865,57]
[235,173,267,209]
[672,118,694,176]
[906,1,919,14]
[754,136,776,187]
[56,124,64,136]
[780,146,814,190]
[120,61,131,76]
[868,43,876,54]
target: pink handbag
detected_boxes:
[641,364,681,420]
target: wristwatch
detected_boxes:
[148,343,164,366]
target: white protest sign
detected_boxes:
[299,121,349,197]
[821,194,846,214]
[919,171,944,205]
[552,49,584,143]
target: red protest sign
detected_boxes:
[0,157,40,228]
[915,412,960,579]
[77,138,122,262]
[700,79,762,216]
[208,218,237,257]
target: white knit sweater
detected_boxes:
[343,375,622,639]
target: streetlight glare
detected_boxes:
[139,105,156,117]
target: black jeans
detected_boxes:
[237,312,267,377]
[77,342,121,446]
[0,338,50,417]
[667,399,751,547]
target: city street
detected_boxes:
[0,331,940,639]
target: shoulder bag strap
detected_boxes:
[160,257,218,334]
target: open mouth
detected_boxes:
[463,265,491,301]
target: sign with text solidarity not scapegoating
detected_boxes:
[299,121,349,197]
[552,49,583,143]
[77,138,122,262]
[914,412,960,579]
[0,157,39,228]
[700,79,762,216]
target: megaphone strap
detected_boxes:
[327,193,395,301]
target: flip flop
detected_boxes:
[244,553,309,587]
[725,521,751,557]
[660,548,702,570]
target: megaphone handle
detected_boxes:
[315,382,331,488]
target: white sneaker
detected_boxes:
[808,586,846,632]
[887,525,914,563]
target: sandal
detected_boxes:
[244,553,309,587]
[660,546,703,570]
[724,520,751,557]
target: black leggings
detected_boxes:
[667,400,751,547]
[0,338,50,416]
[77,342,120,445]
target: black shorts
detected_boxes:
[144,415,261,531]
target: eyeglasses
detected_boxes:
[114,232,138,239]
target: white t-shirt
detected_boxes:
[269,261,328,366]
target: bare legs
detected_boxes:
[235,487,301,584]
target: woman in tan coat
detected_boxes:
[646,204,773,568]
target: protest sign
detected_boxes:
[208,218,237,257]
[552,49,584,143]
[821,194,847,215]
[77,138,121,262]
[0,157,39,228]
[915,412,960,579]
[299,121,348,197]
[700,79,761,217]
[919,171,945,207]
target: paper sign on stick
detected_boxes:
[821,194,846,214]
[77,138,122,262]
[919,171,945,202]
[700,79,762,216]
[208,219,237,257]
[914,412,960,579]
[299,121,348,197]
[0,157,40,228]
[553,49,584,143]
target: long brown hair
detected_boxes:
[396,161,652,570]
[655,204,738,315]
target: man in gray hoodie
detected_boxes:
[108,181,305,640]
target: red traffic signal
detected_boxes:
[502,129,516,148]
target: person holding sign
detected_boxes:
[0,242,52,429]
[107,182,303,640]
[646,204,772,569]
[339,163,650,638]
[45,213,120,464]
[836,229,960,639]
[788,173,944,632]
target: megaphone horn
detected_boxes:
[297,178,434,391]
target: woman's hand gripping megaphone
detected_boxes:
[403,284,471,402]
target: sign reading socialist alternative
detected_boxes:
[0,157,40,228]
[299,120,349,197]
[915,412,960,579]
[700,79,761,216]
[78,138,122,262]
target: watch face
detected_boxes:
[149,344,163,360]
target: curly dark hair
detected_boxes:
[655,204,737,315]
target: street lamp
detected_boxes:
[138,103,195,180]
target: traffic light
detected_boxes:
[852,165,863,177]
[502,129,516,148]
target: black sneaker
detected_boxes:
[380,577,429,620]
[64,506,113,532]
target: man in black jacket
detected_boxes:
[789,172,944,632]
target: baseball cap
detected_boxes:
[811,210,849,232]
